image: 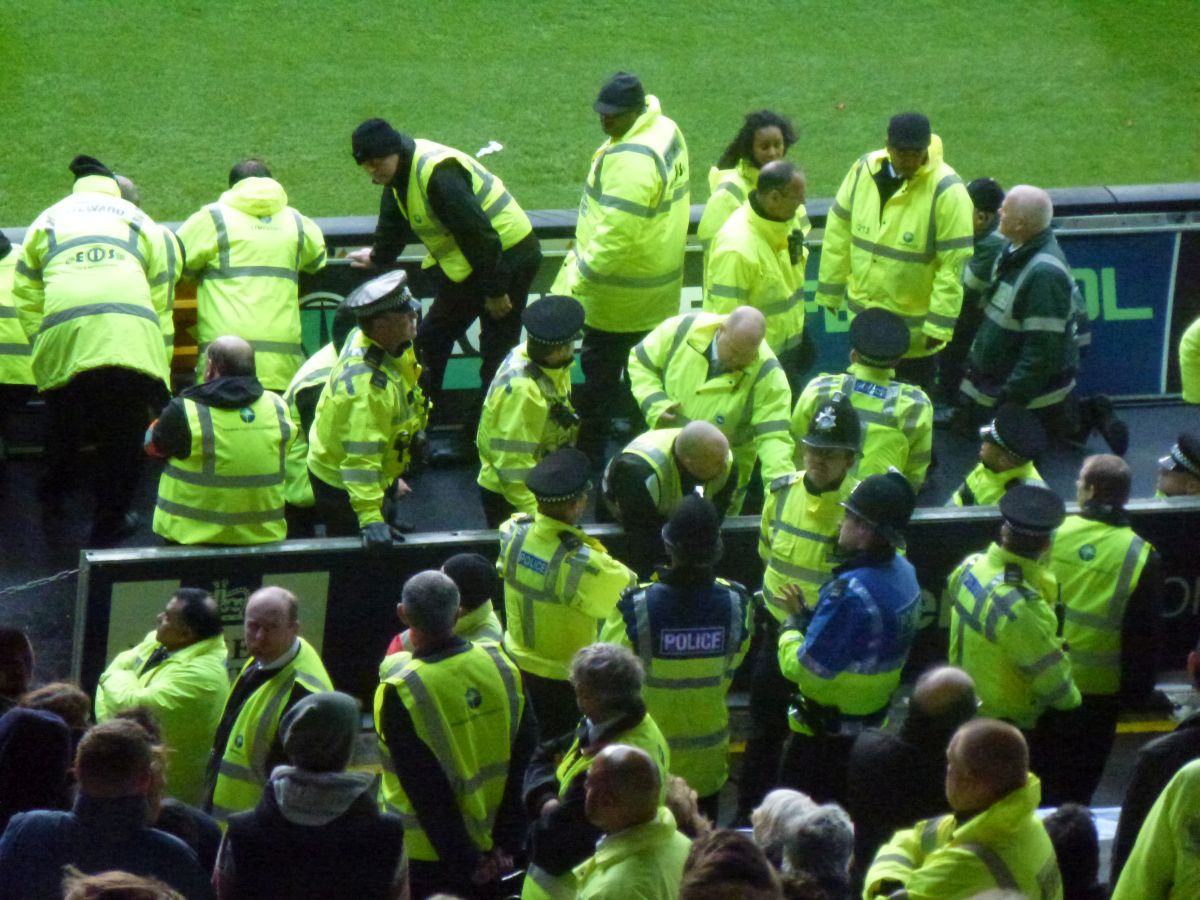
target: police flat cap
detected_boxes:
[662,494,722,562]
[526,448,593,503]
[523,295,585,345]
[1159,432,1200,477]
[983,404,1047,461]
[802,392,862,453]
[850,308,910,366]
[999,483,1066,536]
[343,270,420,320]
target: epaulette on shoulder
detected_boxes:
[1004,563,1024,586]
[513,513,534,525]
[768,472,799,493]
[363,345,389,389]
[719,578,749,596]
[558,530,583,551]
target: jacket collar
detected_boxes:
[589,807,678,867]
[73,793,151,833]
[746,194,792,248]
[986,542,1055,598]
[952,774,1042,843]
[1079,500,1129,528]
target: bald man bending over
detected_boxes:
[148,335,296,545]
[628,305,795,513]
[865,719,1064,900]
[602,420,736,576]
[203,586,332,825]
[959,185,1120,452]
[847,666,977,890]
[574,744,692,900]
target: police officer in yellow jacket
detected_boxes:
[349,118,541,445]
[602,421,736,578]
[497,448,637,740]
[817,113,974,390]
[947,485,1081,746]
[600,496,752,817]
[0,232,34,463]
[552,72,691,450]
[477,295,585,527]
[522,643,670,900]
[375,570,536,898]
[628,306,795,513]
[307,270,429,546]
[281,303,357,538]
[13,155,171,545]
[777,472,922,804]
[146,337,295,545]
[739,395,860,819]
[203,586,332,825]
[95,588,229,806]
[1045,454,1161,805]
[951,402,1048,507]
[794,307,933,491]
[705,160,811,388]
[865,719,1064,900]
[178,159,327,392]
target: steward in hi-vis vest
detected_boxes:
[0,234,35,440]
[601,496,752,809]
[203,587,332,826]
[147,336,294,545]
[177,160,327,392]
[375,570,535,899]
[350,118,542,424]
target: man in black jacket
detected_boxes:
[349,118,542,456]
[1110,637,1200,884]
[845,666,977,892]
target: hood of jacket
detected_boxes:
[952,773,1042,844]
[269,766,375,826]
[219,176,288,217]
[614,94,664,147]
[180,374,265,409]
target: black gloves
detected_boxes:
[361,521,405,550]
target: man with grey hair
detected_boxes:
[780,801,854,898]
[960,185,1122,452]
[751,788,819,868]
[522,643,671,898]
[375,570,535,898]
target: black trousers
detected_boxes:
[777,331,817,398]
[778,731,857,806]
[40,367,163,536]
[737,615,793,818]
[576,326,649,451]
[308,469,364,538]
[521,670,578,743]
[418,241,541,418]
[1029,695,1120,806]
[479,485,517,529]
[894,353,940,395]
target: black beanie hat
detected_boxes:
[352,119,404,164]
[662,495,723,563]
[442,553,500,612]
[68,155,115,180]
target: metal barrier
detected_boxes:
[77,496,1200,704]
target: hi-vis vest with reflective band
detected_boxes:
[614,427,732,516]
[696,160,812,255]
[209,638,332,824]
[551,95,690,334]
[759,471,858,624]
[307,329,429,526]
[628,312,795,491]
[951,459,1047,507]
[600,579,752,797]
[865,775,1063,900]
[947,543,1081,730]
[477,342,578,514]
[152,226,183,367]
[0,245,34,386]
[374,642,524,861]
[379,601,505,680]
[12,176,169,391]
[1049,515,1150,696]
[793,364,934,489]
[179,178,327,390]
[816,137,974,357]
[153,390,294,545]
[282,341,339,508]
[498,512,637,680]
[395,139,532,283]
[704,200,808,355]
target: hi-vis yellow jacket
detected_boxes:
[697,159,811,255]
[0,244,34,386]
[13,175,170,391]
[817,136,973,358]
[178,176,327,390]
[552,95,690,334]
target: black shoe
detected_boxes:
[1087,395,1130,456]
[89,512,141,548]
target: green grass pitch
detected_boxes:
[4,1,1197,228]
